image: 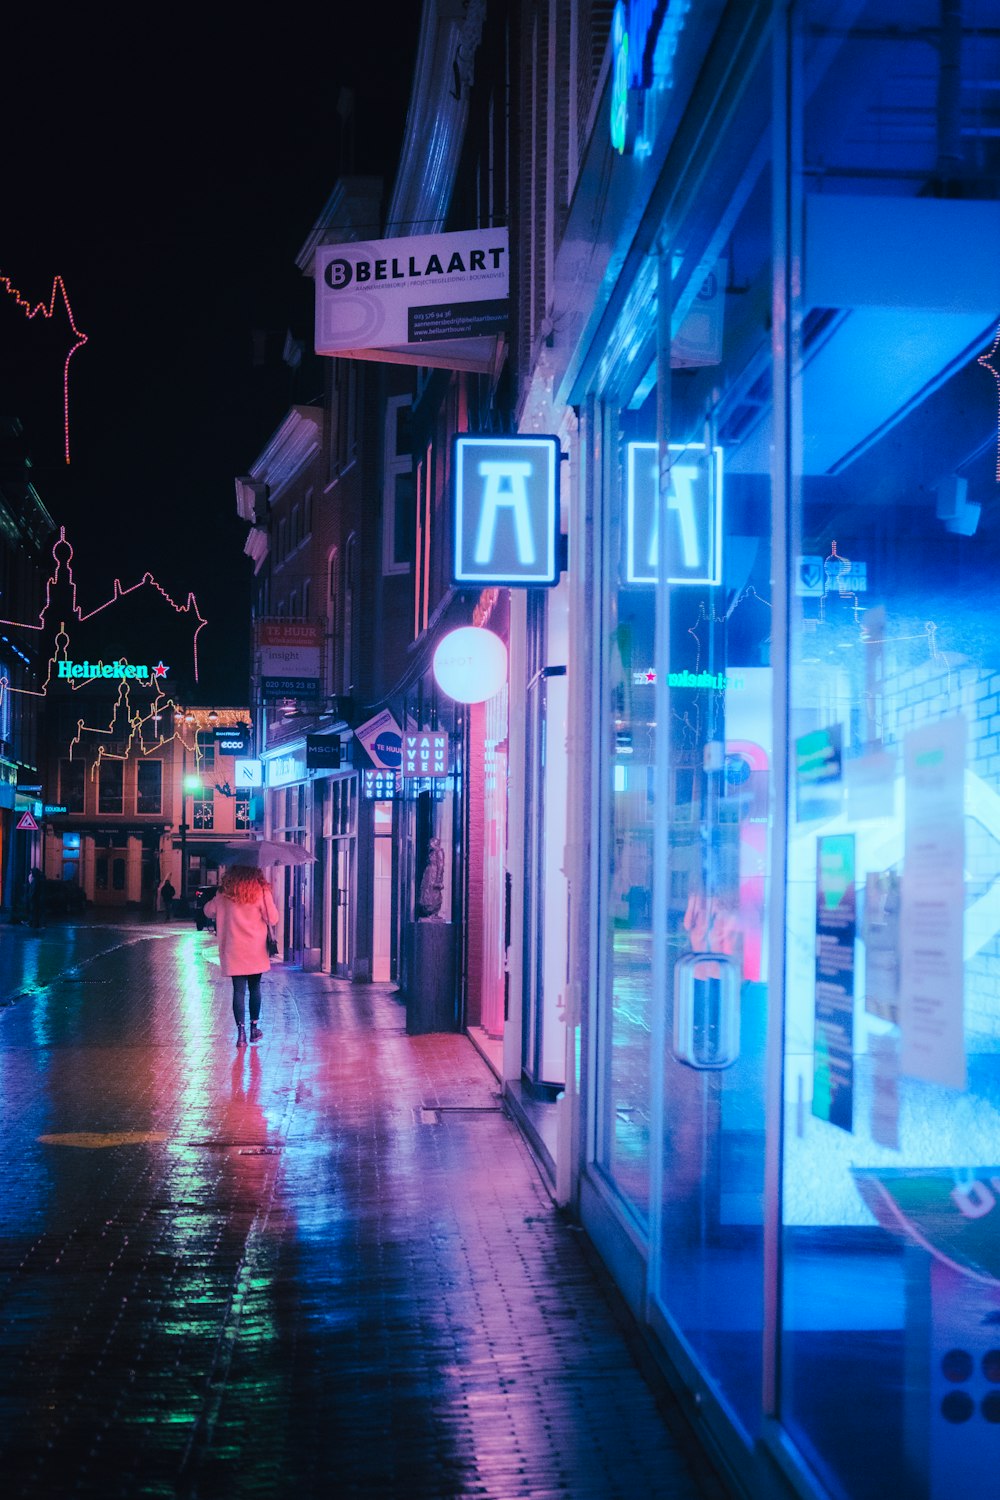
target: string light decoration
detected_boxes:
[0,529,213,773]
[977,322,1000,480]
[0,270,88,464]
[69,685,201,780]
[0,528,206,699]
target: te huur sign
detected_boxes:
[452,435,561,588]
[403,733,448,778]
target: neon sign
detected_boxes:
[452,435,560,587]
[56,659,168,682]
[0,530,204,703]
[610,4,629,154]
[0,530,207,779]
[609,0,691,155]
[625,441,723,586]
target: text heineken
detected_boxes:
[57,660,152,680]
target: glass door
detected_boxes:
[779,4,1000,1497]
[652,22,775,1443]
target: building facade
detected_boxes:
[1,517,250,916]
[0,418,57,915]
[232,5,1000,1496]
[239,186,417,974]
[509,2,1000,1499]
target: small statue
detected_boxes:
[417,836,445,919]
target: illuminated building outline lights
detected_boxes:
[0,528,205,700]
[977,321,1000,481]
[0,270,88,464]
[0,530,207,773]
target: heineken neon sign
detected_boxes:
[57,659,169,682]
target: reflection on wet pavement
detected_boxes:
[0,921,725,1500]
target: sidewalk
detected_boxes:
[0,922,729,1499]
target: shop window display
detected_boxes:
[781,4,1000,1497]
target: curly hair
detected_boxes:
[218,864,273,905]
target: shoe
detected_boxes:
[249,1022,263,1043]
[236,1024,247,1047]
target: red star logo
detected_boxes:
[153,661,169,678]
[646,669,656,682]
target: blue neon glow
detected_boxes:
[625,440,723,586]
[453,435,560,587]
[474,461,536,565]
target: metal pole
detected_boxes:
[179,743,188,905]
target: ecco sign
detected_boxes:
[453,435,560,587]
[215,726,251,757]
[625,441,723,587]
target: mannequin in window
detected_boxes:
[417,837,444,920]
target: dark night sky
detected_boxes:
[0,6,422,702]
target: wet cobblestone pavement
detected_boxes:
[0,920,728,1499]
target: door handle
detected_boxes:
[672,950,740,1069]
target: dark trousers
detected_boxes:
[231,974,262,1026]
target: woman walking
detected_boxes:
[204,865,279,1046]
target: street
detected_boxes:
[0,919,722,1500]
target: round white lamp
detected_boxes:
[432,626,507,704]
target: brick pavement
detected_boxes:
[0,920,730,1500]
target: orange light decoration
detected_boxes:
[978,322,1000,481]
[69,686,202,779]
[0,270,88,463]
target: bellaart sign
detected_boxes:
[314,229,509,374]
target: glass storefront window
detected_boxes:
[781,5,1000,1497]
[523,589,569,1091]
[652,28,774,1442]
[596,394,657,1222]
[98,760,123,815]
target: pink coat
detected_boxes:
[203,888,279,977]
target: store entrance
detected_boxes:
[94,836,128,907]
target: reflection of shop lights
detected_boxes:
[625,441,723,586]
[614,765,627,792]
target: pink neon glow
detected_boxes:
[0,528,206,688]
[0,529,206,758]
[0,270,88,464]
[977,323,1000,481]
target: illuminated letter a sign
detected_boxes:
[453,435,560,587]
[625,441,723,587]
